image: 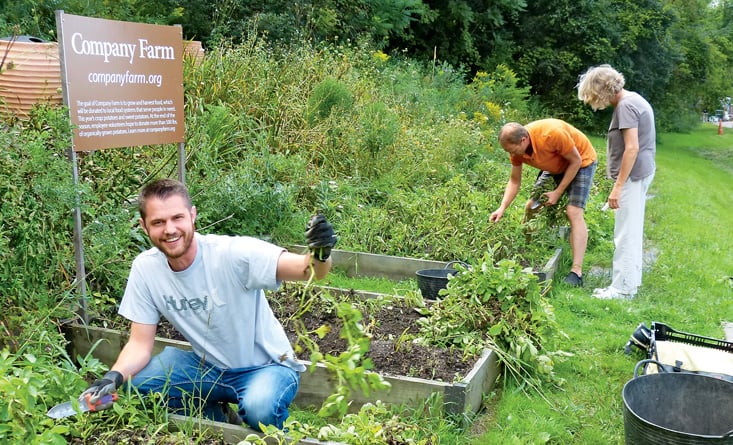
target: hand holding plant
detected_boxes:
[305,214,337,261]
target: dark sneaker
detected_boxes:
[564,271,583,287]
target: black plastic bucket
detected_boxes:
[415,261,467,300]
[623,360,733,444]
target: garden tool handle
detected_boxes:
[84,392,118,412]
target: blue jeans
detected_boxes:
[129,347,300,429]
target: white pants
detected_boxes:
[611,172,655,294]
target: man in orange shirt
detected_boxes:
[490,119,598,287]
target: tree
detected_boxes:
[389,0,527,70]
[199,0,428,47]
[494,0,679,130]
[0,0,177,40]
[689,0,733,116]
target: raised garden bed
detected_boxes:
[167,414,339,445]
[65,247,560,443]
[290,245,562,284]
[66,288,498,416]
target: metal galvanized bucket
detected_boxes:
[623,360,733,444]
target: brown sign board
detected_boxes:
[56,12,185,151]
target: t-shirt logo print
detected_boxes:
[164,294,209,313]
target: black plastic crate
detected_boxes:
[651,321,733,354]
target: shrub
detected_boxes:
[417,252,567,388]
[306,77,355,125]
[0,111,78,308]
[358,101,400,155]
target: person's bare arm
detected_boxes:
[110,322,157,381]
[608,128,640,209]
[276,251,331,281]
[490,164,523,222]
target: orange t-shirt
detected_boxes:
[509,119,597,174]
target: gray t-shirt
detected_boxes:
[119,233,305,372]
[606,91,656,180]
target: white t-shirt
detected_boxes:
[119,233,305,372]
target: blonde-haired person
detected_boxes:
[577,64,656,300]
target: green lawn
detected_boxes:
[473,123,733,444]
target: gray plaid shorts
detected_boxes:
[532,160,597,209]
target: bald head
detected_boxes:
[499,122,528,146]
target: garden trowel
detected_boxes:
[47,393,118,419]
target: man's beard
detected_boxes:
[155,230,193,259]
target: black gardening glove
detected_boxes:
[305,214,337,261]
[79,370,123,410]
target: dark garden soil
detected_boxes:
[153,283,477,382]
[274,285,477,382]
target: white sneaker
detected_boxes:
[592,287,635,300]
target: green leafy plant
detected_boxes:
[308,302,391,418]
[241,398,448,445]
[416,249,568,390]
[358,101,400,155]
[275,283,393,421]
[306,77,354,125]
[0,117,77,308]
[0,350,69,444]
